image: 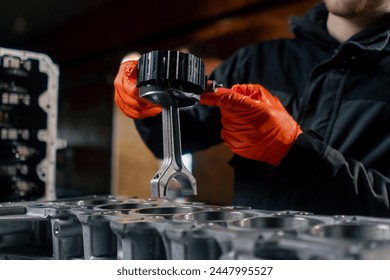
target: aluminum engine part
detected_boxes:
[0,47,66,201]
[1,195,390,260]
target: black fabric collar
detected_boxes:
[289,2,390,51]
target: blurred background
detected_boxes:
[0,0,318,204]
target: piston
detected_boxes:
[137,50,207,198]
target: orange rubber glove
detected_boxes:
[200,84,302,166]
[114,60,162,119]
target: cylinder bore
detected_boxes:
[66,198,120,207]
[231,216,323,230]
[94,202,156,213]
[41,197,121,209]
[173,210,256,225]
[131,206,204,219]
[309,223,390,241]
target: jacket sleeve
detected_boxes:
[279,132,390,217]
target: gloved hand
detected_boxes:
[114,60,162,119]
[200,84,302,166]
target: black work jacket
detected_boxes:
[135,3,390,217]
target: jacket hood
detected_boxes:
[289,3,336,48]
[289,2,390,51]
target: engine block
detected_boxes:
[1,195,390,260]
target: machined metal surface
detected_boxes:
[2,195,390,260]
[153,100,197,198]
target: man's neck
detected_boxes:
[326,13,366,42]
